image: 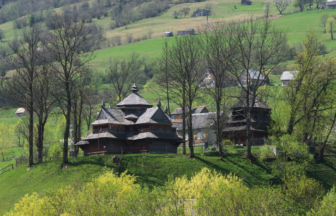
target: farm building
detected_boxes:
[163,31,174,37]
[222,93,271,145]
[241,0,252,5]
[238,69,270,87]
[15,108,26,117]
[280,71,298,86]
[191,8,211,17]
[75,84,184,155]
[326,0,336,8]
[177,29,195,36]
[174,112,227,145]
[199,69,236,88]
[170,106,208,123]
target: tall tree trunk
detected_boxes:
[318,111,336,160]
[287,110,296,135]
[246,109,252,159]
[182,88,186,155]
[216,99,222,156]
[166,82,170,115]
[188,92,195,158]
[87,109,91,131]
[37,121,45,163]
[76,98,83,155]
[63,90,71,166]
[29,96,34,167]
[78,101,83,143]
[245,90,252,160]
[73,100,78,148]
[331,22,334,40]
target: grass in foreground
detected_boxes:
[0,150,271,213]
[1,146,336,213]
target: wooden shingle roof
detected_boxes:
[92,107,173,126]
[231,94,270,110]
[116,93,152,108]
[171,106,208,115]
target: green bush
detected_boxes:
[48,143,62,159]
[284,175,324,215]
[260,145,274,161]
[326,17,336,33]
[309,187,336,215]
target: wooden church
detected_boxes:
[222,93,271,145]
[76,84,185,155]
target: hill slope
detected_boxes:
[2,146,336,213]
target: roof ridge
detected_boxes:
[103,108,121,122]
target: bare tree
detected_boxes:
[156,40,187,155]
[41,14,95,168]
[293,0,307,12]
[315,0,324,8]
[320,14,330,26]
[156,40,172,115]
[201,21,235,156]
[264,1,271,18]
[205,3,213,22]
[273,0,291,15]
[168,36,204,158]
[33,65,57,162]
[181,7,190,17]
[225,18,288,159]
[0,25,42,167]
[147,29,153,39]
[83,88,100,132]
[107,52,145,104]
[71,67,91,155]
[173,11,180,19]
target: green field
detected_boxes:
[88,9,336,67]
[0,0,334,67]
[1,145,336,214]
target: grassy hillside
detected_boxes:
[88,10,336,70]
[0,0,333,67]
[1,145,336,214]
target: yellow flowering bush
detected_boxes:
[6,171,140,216]
[5,167,327,216]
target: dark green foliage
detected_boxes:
[29,15,35,27]
[0,68,5,77]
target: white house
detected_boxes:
[280,71,298,86]
[15,108,26,117]
[326,0,336,8]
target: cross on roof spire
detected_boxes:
[101,100,105,108]
[157,99,161,108]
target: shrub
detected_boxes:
[6,167,326,215]
[326,17,336,33]
[284,175,324,214]
[47,143,62,159]
[260,144,274,161]
[309,187,336,215]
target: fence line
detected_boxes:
[0,164,14,174]
[1,156,15,162]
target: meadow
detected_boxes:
[1,144,336,214]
